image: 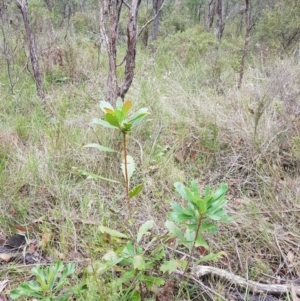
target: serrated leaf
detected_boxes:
[195,232,209,249]
[86,260,109,275]
[121,155,135,182]
[139,275,165,287]
[196,251,226,264]
[98,225,128,238]
[174,182,191,202]
[91,118,117,129]
[137,220,153,243]
[165,220,185,241]
[123,241,135,257]
[129,184,143,198]
[160,259,180,274]
[83,143,116,152]
[102,250,120,262]
[209,184,228,204]
[133,255,145,270]
[100,101,114,113]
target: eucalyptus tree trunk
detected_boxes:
[238,0,253,89]
[151,0,162,41]
[99,0,142,105]
[15,0,45,99]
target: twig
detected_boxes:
[174,269,227,301]
[193,265,300,295]
[274,226,291,274]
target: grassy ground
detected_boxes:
[0,30,300,300]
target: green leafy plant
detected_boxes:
[87,220,173,301]
[74,98,149,212]
[165,181,233,273]
[9,261,87,301]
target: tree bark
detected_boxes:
[99,0,142,105]
[208,0,216,28]
[15,0,45,99]
[238,0,253,89]
[216,0,225,41]
[151,0,161,41]
[119,0,142,99]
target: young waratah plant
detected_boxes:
[74,98,149,212]
[9,261,87,301]
[86,220,169,300]
[165,181,233,273]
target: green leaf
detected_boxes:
[133,255,146,270]
[139,275,165,287]
[165,220,185,241]
[160,259,180,274]
[129,184,143,198]
[168,203,196,222]
[183,229,195,252]
[105,113,120,128]
[91,118,117,129]
[174,182,191,202]
[122,241,135,257]
[116,98,123,109]
[115,109,125,124]
[86,260,114,275]
[196,251,226,264]
[72,167,121,183]
[126,108,149,126]
[122,269,135,281]
[208,184,228,205]
[195,232,209,249]
[9,282,44,299]
[121,155,135,183]
[100,101,114,113]
[122,100,132,116]
[59,284,88,299]
[131,290,141,301]
[123,122,133,132]
[55,262,75,291]
[98,225,128,238]
[83,143,116,152]
[137,220,153,243]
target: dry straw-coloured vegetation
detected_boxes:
[0,1,300,300]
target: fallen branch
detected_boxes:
[180,265,300,295]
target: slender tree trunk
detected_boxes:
[151,0,161,41]
[15,0,45,99]
[0,4,14,93]
[216,0,224,41]
[119,0,142,99]
[208,0,216,28]
[238,0,253,89]
[99,0,142,105]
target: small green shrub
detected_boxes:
[10,261,87,301]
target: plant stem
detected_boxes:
[183,213,204,276]
[123,131,131,214]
